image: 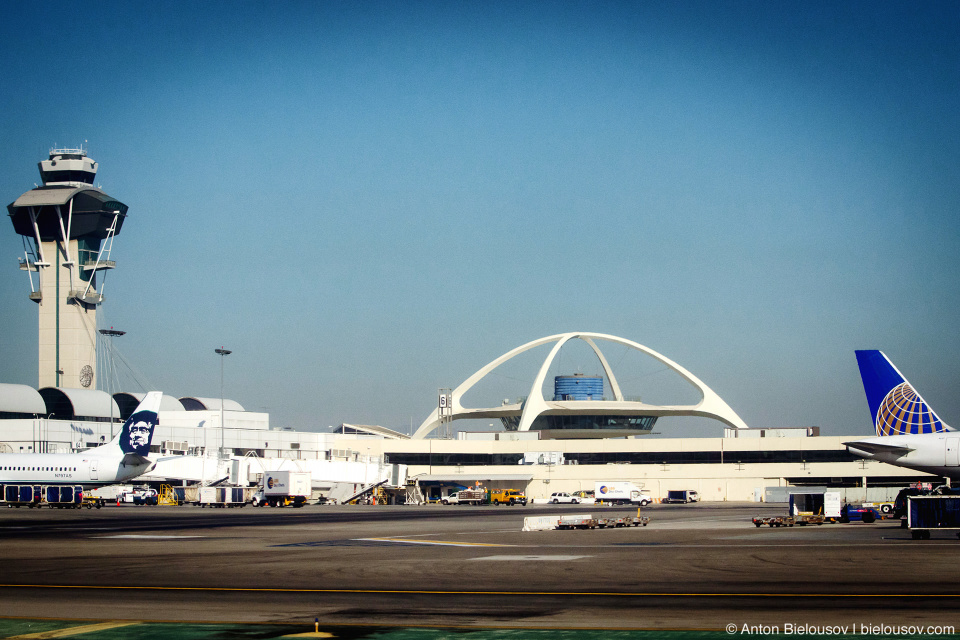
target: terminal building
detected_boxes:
[1,149,934,503]
[0,334,933,504]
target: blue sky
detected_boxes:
[1,1,958,437]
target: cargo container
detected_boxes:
[790,492,841,519]
[198,486,247,507]
[3,484,39,507]
[753,491,841,527]
[3,484,83,509]
[907,496,960,540]
[43,485,82,508]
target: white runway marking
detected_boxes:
[355,537,511,547]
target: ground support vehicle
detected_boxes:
[594,482,652,506]
[753,514,828,527]
[42,485,83,509]
[252,471,311,507]
[907,495,960,540]
[753,515,793,527]
[790,492,841,518]
[549,492,580,504]
[252,491,306,507]
[118,488,158,505]
[840,504,878,523]
[557,516,598,529]
[663,490,699,504]
[3,484,40,508]
[441,489,487,505]
[81,495,106,509]
[87,485,130,504]
[490,488,526,505]
[597,516,649,528]
[862,501,896,518]
[157,485,184,506]
[893,485,960,527]
[200,486,247,508]
[3,484,85,509]
[554,515,649,529]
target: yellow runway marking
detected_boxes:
[6,621,139,638]
[356,537,512,547]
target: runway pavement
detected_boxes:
[1,502,959,630]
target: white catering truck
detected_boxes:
[252,471,312,507]
[595,482,653,506]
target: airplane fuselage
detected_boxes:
[0,452,153,486]
[847,432,960,479]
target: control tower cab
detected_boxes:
[7,147,129,389]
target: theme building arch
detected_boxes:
[412,332,748,439]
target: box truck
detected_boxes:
[595,482,652,506]
[663,490,700,504]
[252,471,311,507]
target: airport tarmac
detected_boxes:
[1,502,959,631]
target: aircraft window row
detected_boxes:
[1,466,77,471]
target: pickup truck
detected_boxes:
[441,489,487,505]
[490,488,527,506]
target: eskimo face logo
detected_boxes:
[121,410,157,454]
[876,382,943,436]
[129,421,151,447]
[267,477,275,489]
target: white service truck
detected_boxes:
[441,488,487,505]
[595,482,652,506]
[252,471,312,507]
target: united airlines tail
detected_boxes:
[855,350,950,436]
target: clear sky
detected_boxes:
[1,1,958,438]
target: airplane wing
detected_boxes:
[844,440,914,456]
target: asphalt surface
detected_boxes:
[1,501,959,630]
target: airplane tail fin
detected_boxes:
[99,391,163,457]
[855,350,948,436]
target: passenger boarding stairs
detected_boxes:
[342,479,388,505]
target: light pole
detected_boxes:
[99,328,125,439]
[215,347,232,460]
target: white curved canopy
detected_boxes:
[38,387,119,420]
[413,332,749,439]
[179,396,245,412]
[0,383,46,415]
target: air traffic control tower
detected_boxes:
[7,147,128,389]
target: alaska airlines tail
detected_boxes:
[96,391,162,458]
[855,350,949,436]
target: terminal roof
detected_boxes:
[0,383,47,415]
